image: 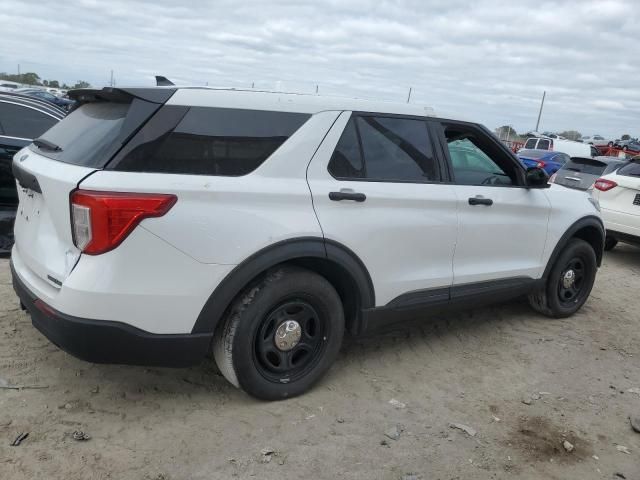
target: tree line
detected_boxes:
[495,125,633,142]
[0,72,90,90]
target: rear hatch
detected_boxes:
[607,161,640,215]
[554,157,607,190]
[12,87,175,287]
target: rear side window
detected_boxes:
[0,101,57,139]
[32,102,130,166]
[617,160,640,177]
[116,107,310,176]
[328,115,439,182]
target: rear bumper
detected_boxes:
[11,259,211,367]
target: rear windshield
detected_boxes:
[537,139,551,150]
[517,149,548,159]
[562,158,606,175]
[524,138,537,149]
[617,160,640,177]
[29,102,130,167]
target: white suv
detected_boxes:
[10,87,604,400]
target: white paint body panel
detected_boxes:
[306,112,458,306]
[591,170,640,239]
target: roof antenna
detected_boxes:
[407,87,412,103]
[155,75,175,87]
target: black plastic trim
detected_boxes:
[11,260,210,367]
[68,87,176,105]
[191,237,375,335]
[543,216,605,276]
[361,277,540,333]
[11,160,41,193]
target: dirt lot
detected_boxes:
[1,247,639,480]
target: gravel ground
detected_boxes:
[1,247,639,480]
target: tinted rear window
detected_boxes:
[617,160,640,177]
[115,107,310,176]
[537,139,551,150]
[31,102,130,167]
[562,159,606,175]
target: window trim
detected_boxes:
[327,111,447,185]
[432,118,528,188]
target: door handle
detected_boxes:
[329,191,366,202]
[468,196,493,206]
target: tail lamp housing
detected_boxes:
[70,190,177,255]
[593,178,617,192]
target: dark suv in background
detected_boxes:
[0,93,65,254]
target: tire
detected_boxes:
[604,236,618,251]
[213,266,344,400]
[528,238,597,318]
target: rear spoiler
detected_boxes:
[68,87,176,105]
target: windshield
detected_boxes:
[30,102,130,167]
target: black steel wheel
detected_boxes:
[213,266,344,400]
[528,238,597,318]
[254,299,328,382]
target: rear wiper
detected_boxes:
[33,138,63,152]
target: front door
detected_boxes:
[435,121,551,286]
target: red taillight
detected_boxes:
[70,190,177,255]
[537,160,546,168]
[593,178,617,192]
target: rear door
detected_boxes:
[434,120,550,285]
[307,112,458,306]
[12,89,174,286]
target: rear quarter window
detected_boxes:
[617,160,640,177]
[115,107,310,176]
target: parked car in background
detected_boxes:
[592,159,640,250]
[0,81,21,92]
[0,93,65,255]
[613,138,640,153]
[522,136,592,158]
[517,149,570,175]
[549,156,628,191]
[581,135,613,147]
[15,88,75,110]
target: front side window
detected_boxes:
[0,101,57,139]
[117,107,310,176]
[328,115,439,182]
[443,124,519,186]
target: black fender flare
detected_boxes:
[542,215,605,280]
[191,237,375,335]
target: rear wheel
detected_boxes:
[604,236,618,251]
[528,239,597,318]
[213,266,344,400]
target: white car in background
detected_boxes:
[582,135,613,147]
[592,159,640,250]
[523,136,593,158]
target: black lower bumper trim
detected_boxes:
[11,260,211,367]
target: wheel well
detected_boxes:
[572,225,604,266]
[286,258,362,335]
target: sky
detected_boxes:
[1,0,638,137]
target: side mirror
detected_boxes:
[526,166,550,188]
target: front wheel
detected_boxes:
[528,239,597,318]
[604,236,618,251]
[213,266,344,400]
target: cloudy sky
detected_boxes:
[1,0,638,137]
